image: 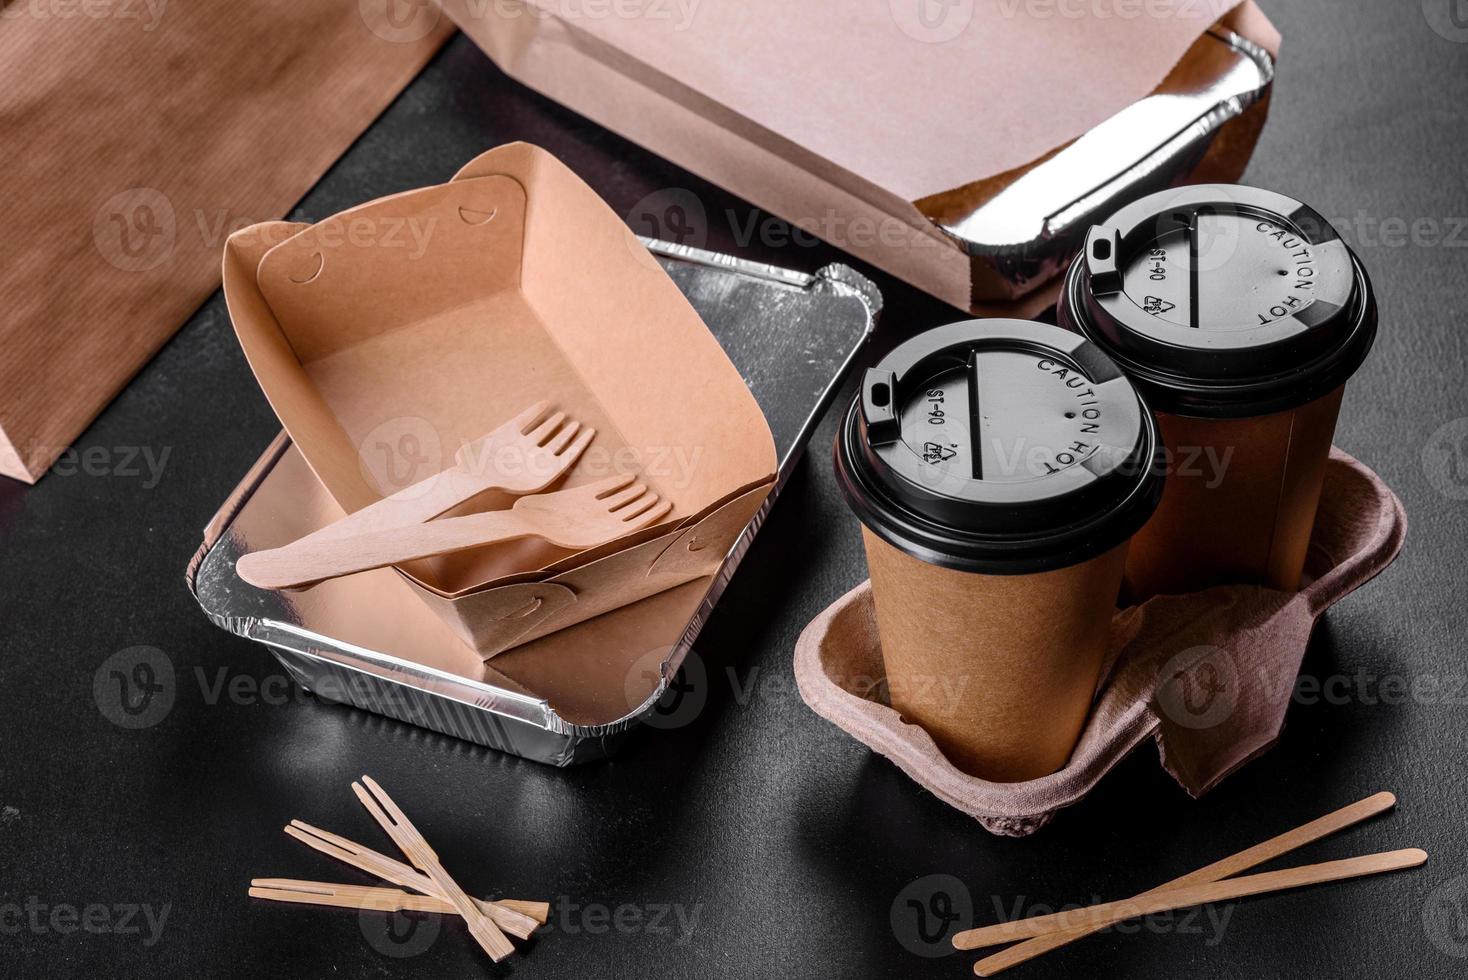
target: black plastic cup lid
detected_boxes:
[1060,184,1378,418]
[834,319,1165,575]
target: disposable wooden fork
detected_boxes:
[283,820,544,938]
[249,878,546,927]
[250,879,473,915]
[315,401,594,541]
[351,776,515,962]
[239,474,671,590]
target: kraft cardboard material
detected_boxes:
[861,529,1129,783]
[444,0,1280,314]
[222,143,777,656]
[439,482,772,655]
[0,0,451,483]
[797,449,1407,836]
[1125,388,1346,600]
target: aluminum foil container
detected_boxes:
[187,241,879,766]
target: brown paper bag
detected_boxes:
[0,0,451,482]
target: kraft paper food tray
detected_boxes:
[189,241,879,766]
[222,143,778,657]
[445,0,1279,315]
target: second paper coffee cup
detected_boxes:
[834,319,1164,782]
[1059,184,1379,599]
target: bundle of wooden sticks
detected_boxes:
[248,775,547,963]
[956,792,1423,975]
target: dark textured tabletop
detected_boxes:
[3,1,1466,977]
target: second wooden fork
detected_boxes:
[237,475,672,590]
[311,401,594,543]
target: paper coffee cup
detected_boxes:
[1059,185,1378,598]
[834,319,1164,782]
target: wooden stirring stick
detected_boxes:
[954,848,1427,952]
[352,776,515,962]
[285,820,544,937]
[973,790,1398,975]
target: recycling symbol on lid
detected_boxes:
[922,443,957,464]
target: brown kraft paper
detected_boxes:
[0,0,452,483]
[862,529,1128,783]
[1126,387,1345,600]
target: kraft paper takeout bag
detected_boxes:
[0,0,450,483]
[444,0,1279,314]
[222,143,777,656]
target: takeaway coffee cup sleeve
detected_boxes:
[1060,184,1379,596]
[798,448,1406,837]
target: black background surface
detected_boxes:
[3,1,1467,976]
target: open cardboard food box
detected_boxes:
[221,143,777,657]
[193,237,878,765]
